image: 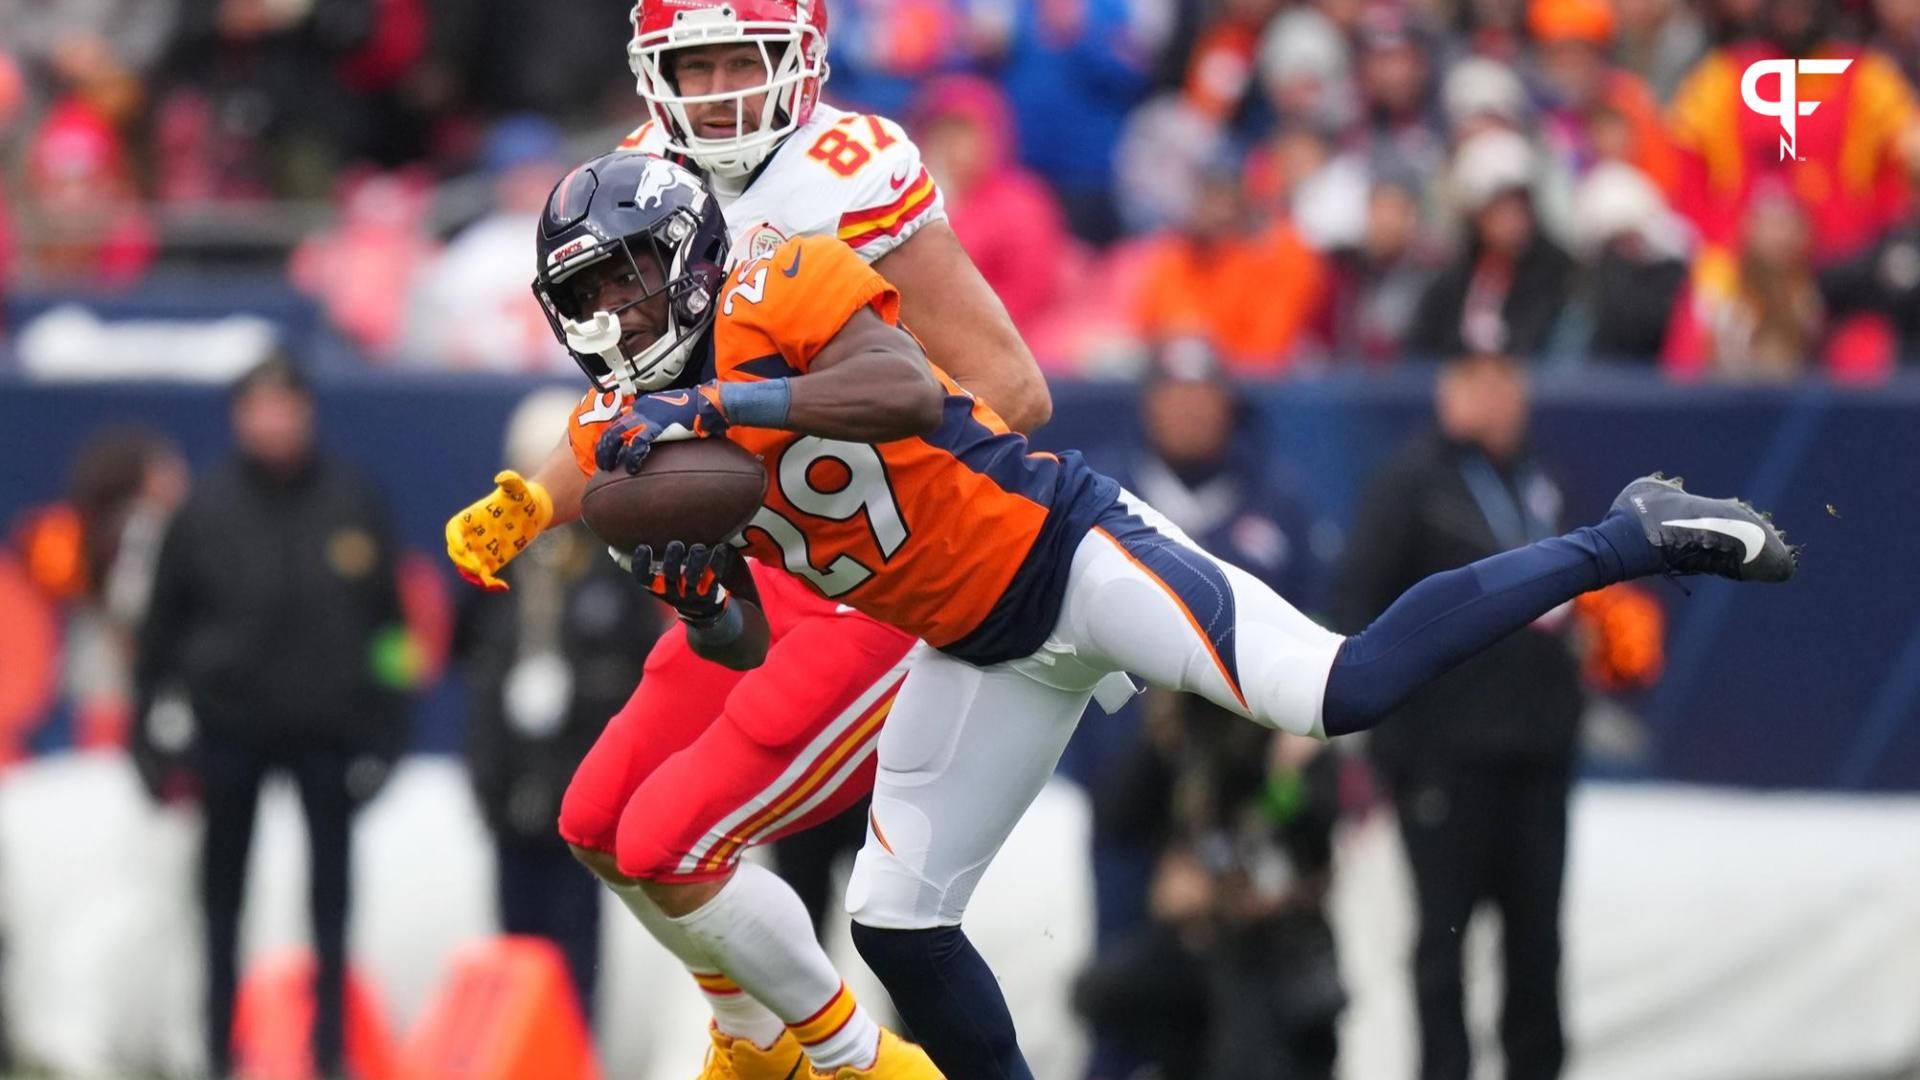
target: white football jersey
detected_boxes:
[618,103,946,267]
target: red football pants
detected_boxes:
[559,566,914,881]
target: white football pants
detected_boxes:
[845,492,1345,929]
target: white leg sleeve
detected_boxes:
[671,863,881,1068]
[604,878,790,1048]
[844,646,1094,930]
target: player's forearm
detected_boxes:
[948,357,1051,434]
[684,598,770,671]
[532,438,588,525]
[725,351,944,443]
[879,221,1053,433]
[914,294,1052,433]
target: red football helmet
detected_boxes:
[628,0,831,178]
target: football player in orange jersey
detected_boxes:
[450,0,1057,1075]
[536,153,1798,1080]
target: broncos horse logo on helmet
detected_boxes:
[532,153,730,395]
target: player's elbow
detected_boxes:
[901,362,946,435]
[868,351,945,437]
[1002,370,1053,434]
[976,330,1052,434]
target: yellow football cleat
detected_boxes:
[697,1023,809,1080]
[811,1029,945,1079]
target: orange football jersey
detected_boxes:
[569,235,1119,663]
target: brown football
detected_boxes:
[580,438,768,553]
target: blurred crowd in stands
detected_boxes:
[7,0,1920,379]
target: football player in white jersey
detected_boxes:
[443,2,1052,1078]
[617,0,1049,431]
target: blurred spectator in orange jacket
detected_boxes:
[1664,183,1826,378]
[913,75,1074,338]
[1133,163,1328,373]
[1530,0,1682,194]
[1667,0,1918,265]
[18,97,155,286]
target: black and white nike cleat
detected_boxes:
[1610,473,1801,583]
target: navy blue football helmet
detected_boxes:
[533,152,730,393]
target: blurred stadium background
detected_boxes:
[2,0,1920,1077]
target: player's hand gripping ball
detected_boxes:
[595,382,731,474]
[445,470,554,591]
[628,540,734,625]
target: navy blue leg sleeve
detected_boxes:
[850,923,1035,1080]
[1323,513,1655,737]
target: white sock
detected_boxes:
[605,878,788,1049]
[670,862,882,1071]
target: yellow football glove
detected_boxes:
[445,470,554,592]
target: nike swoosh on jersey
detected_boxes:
[654,392,691,405]
[889,168,910,190]
[1662,516,1766,563]
[783,247,804,277]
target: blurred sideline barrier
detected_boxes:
[1332,785,1920,1080]
[2,754,1918,1078]
[0,754,1092,1080]
[398,937,598,1080]
[232,951,398,1080]
[1,371,1915,790]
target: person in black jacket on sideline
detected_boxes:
[134,357,413,1080]
[1332,351,1583,1080]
